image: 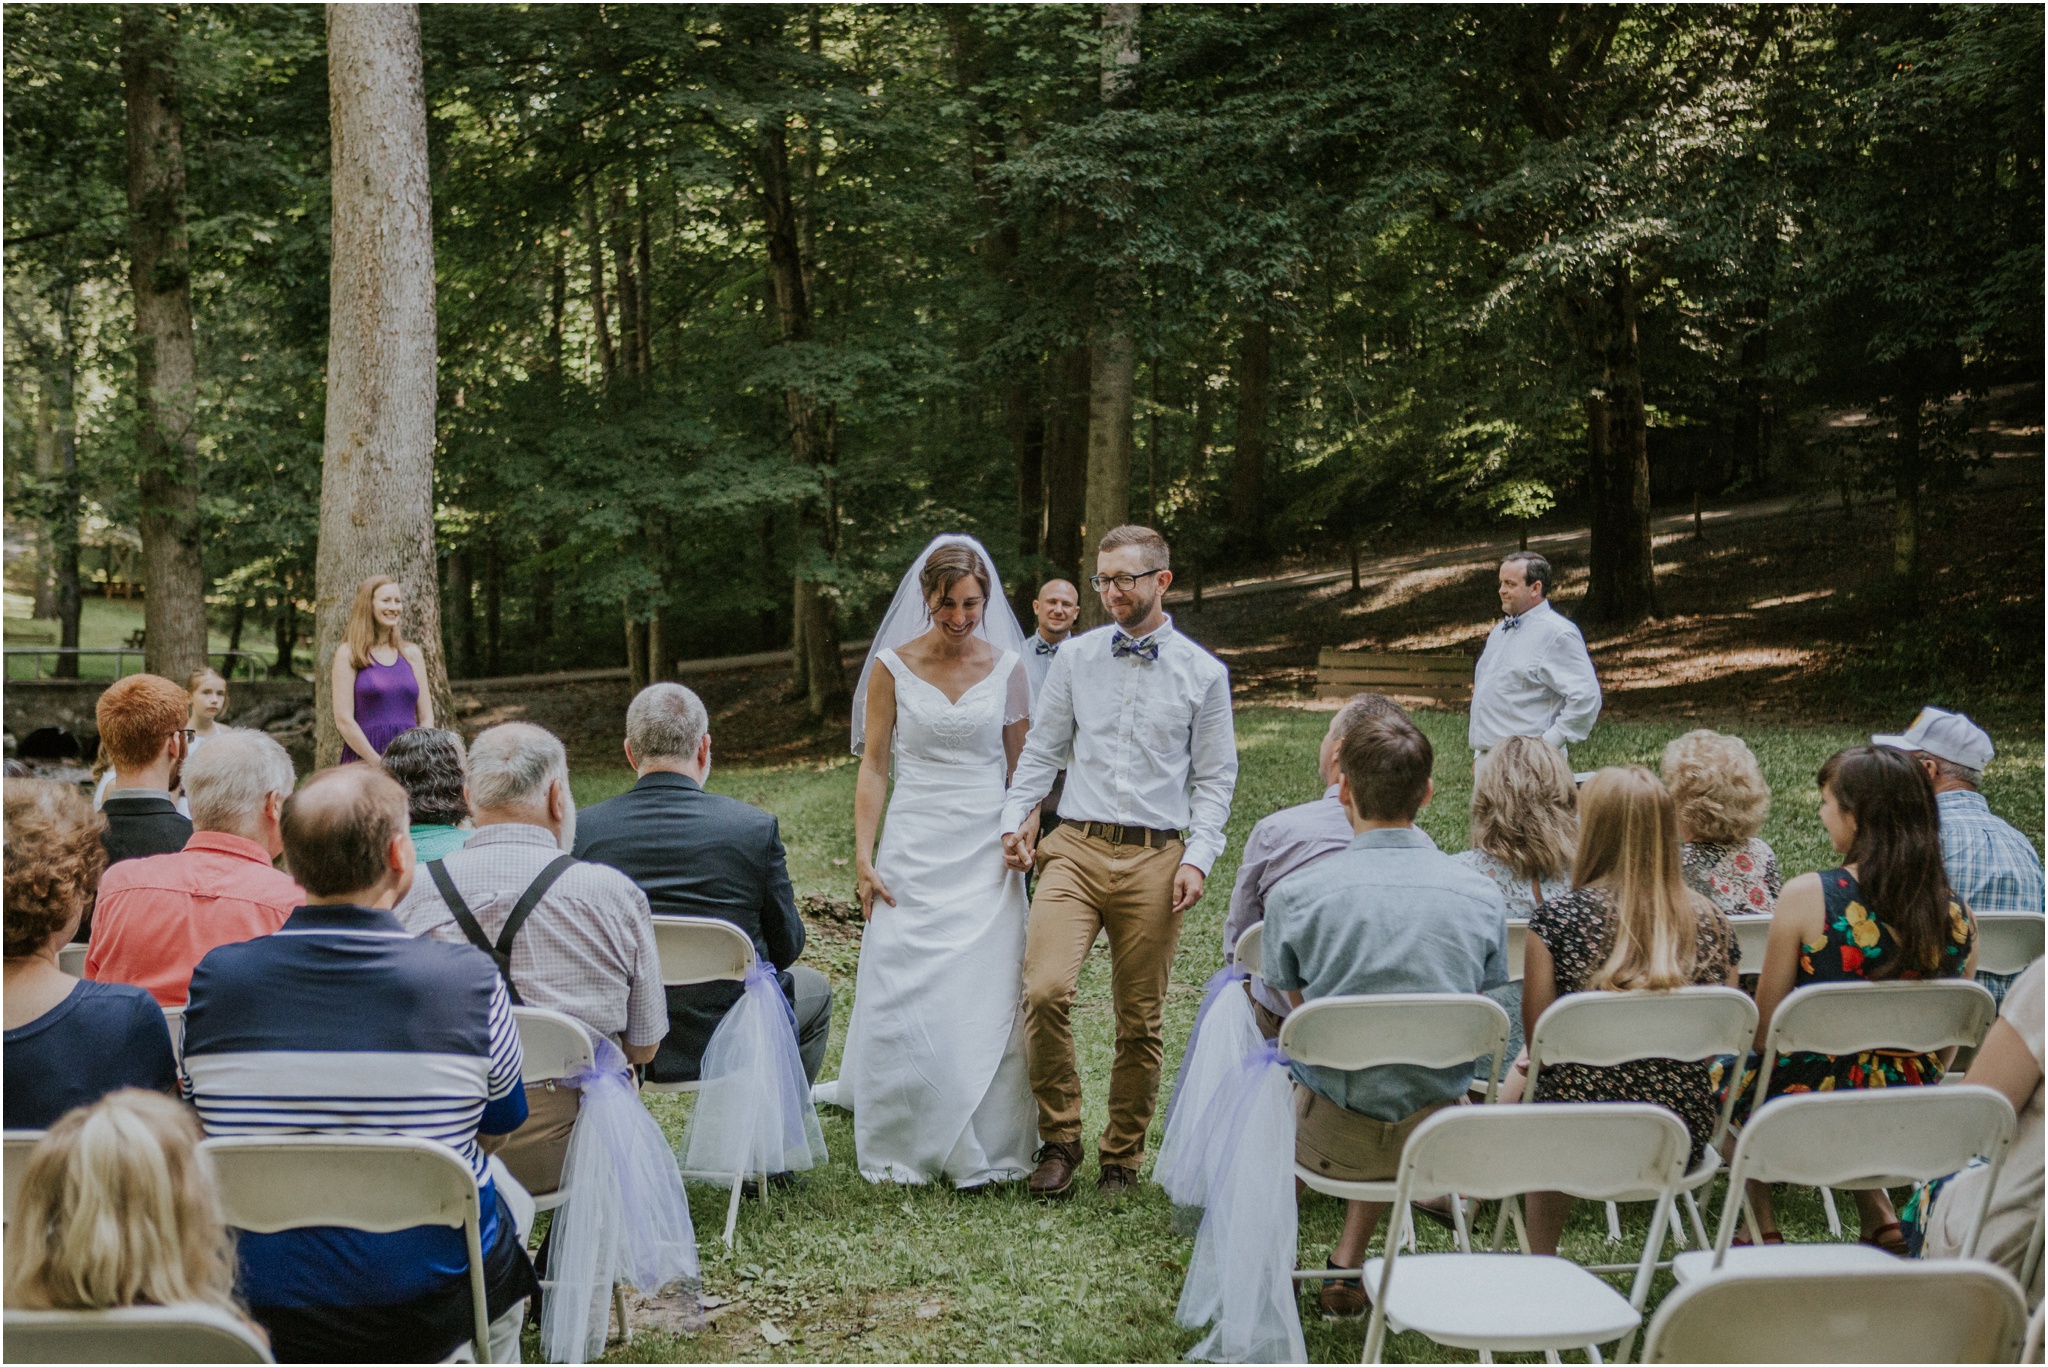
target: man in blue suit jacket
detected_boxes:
[573,683,832,1085]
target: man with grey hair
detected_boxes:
[1875,706,2044,1004]
[395,721,666,1197]
[86,728,304,1007]
[1223,694,1413,1037]
[575,683,832,1089]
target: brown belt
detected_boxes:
[1076,820,1183,849]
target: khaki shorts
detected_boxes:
[1293,1083,1457,1183]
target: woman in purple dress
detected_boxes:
[331,575,432,764]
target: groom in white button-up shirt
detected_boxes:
[1469,551,1602,760]
[1000,526,1238,1200]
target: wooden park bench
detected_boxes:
[1315,649,1475,704]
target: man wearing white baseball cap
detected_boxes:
[1874,706,2044,1003]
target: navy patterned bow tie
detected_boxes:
[1111,632,1159,663]
[1034,636,1059,656]
[1500,613,1523,631]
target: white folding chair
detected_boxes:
[2025,1297,2045,1367]
[55,943,86,978]
[508,1007,630,1342]
[1673,1085,2017,1285]
[1641,1262,2029,1363]
[1360,1103,1691,1364]
[1724,915,1771,977]
[1279,994,1510,1265]
[202,1136,496,1363]
[1519,987,1758,1266]
[1506,919,1528,982]
[4,1304,274,1363]
[1743,977,1998,1237]
[161,1004,184,1058]
[1232,921,1263,976]
[3,1130,46,1227]
[1975,911,2047,977]
[642,916,760,1246]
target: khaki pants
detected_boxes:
[1293,1083,1457,1183]
[1022,823,1185,1165]
[481,1081,580,1198]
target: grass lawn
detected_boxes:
[563,706,2043,1364]
[2,593,273,679]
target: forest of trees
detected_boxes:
[6,5,2040,714]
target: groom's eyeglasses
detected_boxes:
[1088,569,1164,592]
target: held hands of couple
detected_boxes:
[999,808,1044,873]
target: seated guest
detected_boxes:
[1904,957,2042,1277]
[395,722,665,1196]
[575,683,831,1084]
[182,765,537,1364]
[1663,728,1781,916]
[3,1088,253,1340]
[3,781,177,1130]
[1742,744,1978,1250]
[1875,706,2043,1004]
[382,726,472,862]
[86,729,303,1007]
[1521,766,1738,1255]
[1262,711,1508,1318]
[1224,693,1407,1038]
[91,673,194,895]
[1454,735,1579,1080]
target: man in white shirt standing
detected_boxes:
[1001,526,1238,1201]
[1021,578,1080,700]
[1469,552,1602,765]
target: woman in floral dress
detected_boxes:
[1740,745,1979,1250]
[1663,729,1783,917]
[1522,765,1739,1256]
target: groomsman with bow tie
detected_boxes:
[1022,578,1079,700]
[1001,527,1239,1202]
[1469,552,1602,767]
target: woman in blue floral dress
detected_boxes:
[1737,746,1978,1250]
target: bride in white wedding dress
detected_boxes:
[812,534,1040,1188]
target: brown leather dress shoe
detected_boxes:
[1318,1261,1369,1320]
[1027,1141,1083,1199]
[1095,1162,1139,1199]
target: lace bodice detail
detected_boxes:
[883,648,1025,767]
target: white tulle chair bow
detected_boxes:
[1155,962,1263,1219]
[541,1037,700,1365]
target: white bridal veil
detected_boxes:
[849,533,1030,753]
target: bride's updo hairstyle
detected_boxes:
[920,543,993,609]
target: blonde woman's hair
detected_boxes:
[344,575,406,671]
[1469,736,1578,883]
[1572,766,1705,992]
[1661,729,1771,844]
[4,1090,242,1318]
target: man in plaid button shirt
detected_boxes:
[1876,707,2044,1004]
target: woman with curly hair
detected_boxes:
[4,781,177,1129]
[1740,744,1979,1251]
[379,726,471,861]
[1662,728,1782,916]
[4,1088,256,1341]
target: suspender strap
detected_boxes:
[426,854,577,1006]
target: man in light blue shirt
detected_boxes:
[1876,707,2044,1004]
[1264,710,1508,1316]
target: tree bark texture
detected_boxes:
[1080,2,1140,628]
[272,594,297,677]
[314,3,451,765]
[756,113,846,716]
[122,7,209,681]
[1041,346,1091,581]
[1230,315,1270,553]
[45,286,84,676]
[1578,264,1656,625]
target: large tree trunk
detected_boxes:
[314,3,451,766]
[609,183,643,379]
[1579,263,1656,625]
[122,7,209,681]
[757,113,846,717]
[1042,346,1091,582]
[46,285,84,677]
[1230,314,1270,554]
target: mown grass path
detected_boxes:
[563,707,2042,1363]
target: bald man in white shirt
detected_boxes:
[1001,526,1238,1201]
[1469,552,1601,763]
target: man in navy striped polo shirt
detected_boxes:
[183,764,538,1363]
